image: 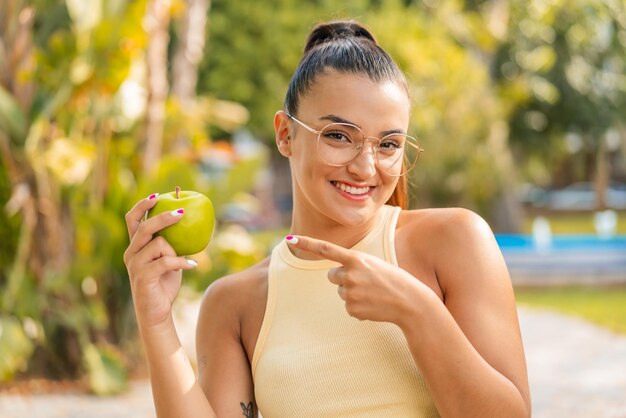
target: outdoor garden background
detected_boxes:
[1,0,625,414]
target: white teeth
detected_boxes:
[333,181,370,195]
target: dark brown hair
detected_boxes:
[285,20,410,209]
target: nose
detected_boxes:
[346,139,377,179]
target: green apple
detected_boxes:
[147,186,215,256]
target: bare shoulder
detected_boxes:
[198,257,270,325]
[397,207,505,293]
[399,207,492,240]
[398,207,495,256]
[201,257,270,305]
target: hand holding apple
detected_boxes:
[147,186,215,256]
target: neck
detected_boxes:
[288,205,380,260]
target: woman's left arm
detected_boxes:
[286,211,531,418]
[398,208,531,418]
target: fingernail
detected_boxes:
[285,235,298,244]
[148,193,159,200]
[186,259,198,267]
[171,208,184,216]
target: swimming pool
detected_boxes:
[495,234,626,252]
[494,234,626,285]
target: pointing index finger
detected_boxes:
[285,235,354,265]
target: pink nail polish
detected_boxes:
[177,208,184,214]
[149,193,158,199]
[285,235,298,244]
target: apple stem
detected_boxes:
[175,186,181,199]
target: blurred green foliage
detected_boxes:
[0,0,266,394]
[0,0,625,395]
[0,316,35,383]
[495,0,626,188]
[0,160,20,274]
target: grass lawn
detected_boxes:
[521,211,626,234]
[515,286,626,335]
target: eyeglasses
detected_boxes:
[286,113,422,177]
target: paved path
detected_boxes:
[1,306,626,418]
[520,307,626,418]
[0,381,156,418]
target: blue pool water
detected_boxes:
[495,234,626,252]
[495,234,626,283]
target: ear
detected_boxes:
[274,110,292,157]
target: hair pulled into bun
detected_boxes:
[304,20,377,54]
[285,19,406,117]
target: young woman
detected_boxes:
[123,20,531,418]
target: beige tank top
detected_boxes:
[251,205,439,417]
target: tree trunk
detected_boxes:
[143,0,172,175]
[479,0,523,233]
[172,0,211,104]
[171,0,211,151]
[594,132,610,210]
[487,120,523,233]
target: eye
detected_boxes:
[322,129,353,143]
[379,136,404,151]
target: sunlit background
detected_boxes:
[1,0,625,417]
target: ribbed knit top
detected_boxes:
[252,205,439,417]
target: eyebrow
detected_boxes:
[319,114,407,136]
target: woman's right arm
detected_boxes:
[124,195,255,418]
[196,275,260,417]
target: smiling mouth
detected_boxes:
[331,181,372,196]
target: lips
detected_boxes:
[331,181,373,196]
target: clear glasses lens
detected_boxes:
[316,123,420,176]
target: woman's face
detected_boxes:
[280,70,411,228]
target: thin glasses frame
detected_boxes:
[285,112,423,177]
